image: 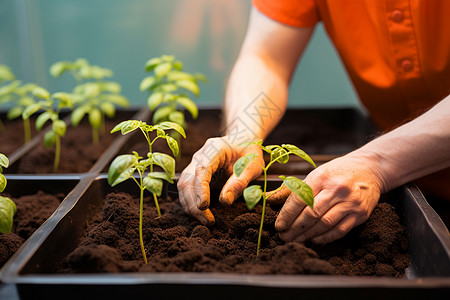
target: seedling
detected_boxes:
[140,55,206,128]
[108,120,185,263]
[22,87,74,171]
[0,153,16,234]
[0,65,18,132]
[233,140,316,256]
[50,58,129,144]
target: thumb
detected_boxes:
[265,183,291,205]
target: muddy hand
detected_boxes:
[178,137,264,226]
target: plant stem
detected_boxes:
[139,176,148,264]
[153,193,161,218]
[0,119,4,131]
[54,135,61,171]
[257,169,268,256]
[23,118,31,143]
[92,127,99,144]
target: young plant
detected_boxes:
[0,153,16,234]
[233,140,316,256]
[22,87,74,171]
[50,58,130,144]
[0,65,19,132]
[108,120,185,263]
[140,55,206,128]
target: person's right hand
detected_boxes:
[177,136,264,226]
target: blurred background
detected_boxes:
[0,0,360,108]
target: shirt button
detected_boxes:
[402,59,414,72]
[391,10,404,23]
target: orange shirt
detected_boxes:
[253,0,450,200]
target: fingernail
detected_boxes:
[220,191,234,206]
[275,220,286,231]
[197,196,208,210]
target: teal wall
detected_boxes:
[0,0,360,108]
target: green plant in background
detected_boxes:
[233,140,316,256]
[140,55,206,128]
[0,65,19,132]
[22,87,74,171]
[50,58,130,144]
[108,120,185,263]
[0,153,16,234]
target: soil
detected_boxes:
[0,117,38,156]
[57,191,409,276]
[0,191,64,267]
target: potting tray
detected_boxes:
[1,175,449,299]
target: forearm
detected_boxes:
[354,94,450,192]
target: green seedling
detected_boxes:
[0,65,18,132]
[108,120,185,263]
[0,153,16,234]
[233,140,316,256]
[50,58,129,144]
[22,87,74,171]
[140,55,206,128]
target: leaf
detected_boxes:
[280,176,314,209]
[168,111,185,126]
[100,81,121,93]
[71,106,89,126]
[99,102,115,118]
[147,92,163,111]
[160,83,177,93]
[166,71,193,82]
[49,61,72,77]
[152,106,173,124]
[166,135,179,157]
[52,120,67,137]
[103,94,129,107]
[108,154,138,186]
[151,152,175,178]
[243,185,263,210]
[52,92,73,105]
[147,171,174,184]
[176,80,199,96]
[282,144,316,168]
[154,62,172,78]
[143,177,163,196]
[0,196,16,234]
[22,103,41,120]
[193,72,208,82]
[43,130,57,148]
[7,106,23,120]
[140,76,156,91]
[173,60,183,70]
[32,87,50,99]
[157,121,186,138]
[0,174,6,193]
[145,57,162,71]
[0,65,15,81]
[0,154,9,168]
[272,147,289,164]
[89,108,102,129]
[36,111,54,131]
[176,96,198,119]
[110,120,141,135]
[233,153,258,177]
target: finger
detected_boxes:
[310,213,362,244]
[274,192,308,232]
[265,184,291,205]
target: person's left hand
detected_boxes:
[267,152,385,244]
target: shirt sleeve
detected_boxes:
[252,0,320,27]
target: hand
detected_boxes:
[177,136,264,226]
[268,153,385,244]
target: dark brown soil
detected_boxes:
[58,192,409,276]
[0,117,38,156]
[0,191,64,267]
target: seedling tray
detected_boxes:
[1,175,449,299]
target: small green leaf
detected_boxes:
[166,135,179,157]
[160,83,177,93]
[282,144,316,167]
[147,171,174,184]
[157,121,186,138]
[0,196,16,234]
[52,92,73,105]
[43,130,57,148]
[176,80,199,96]
[100,81,121,93]
[108,154,138,186]
[32,87,50,99]
[280,176,314,209]
[0,65,15,81]
[154,62,172,78]
[176,96,198,119]
[152,152,175,178]
[17,96,34,107]
[71,106,89,126]
[145,57,162,71]
[22,103,41,120]
[89,108,102,129]
[49,61,72,77]
[0,154,9,168]
[36,111,54,131]
[233,153,258,177]
[243,185,263,210]
[152,106,173,124]
[147,92,163,111]
[110,120,141,135]
[172,60,183,70]
[272,147,289,164]
[83,83,100,98]
[0,174,6,193]
[166,71,193,82]
[143,177,163,196]
[103,94,129,107]
[7,106,23,120]
[193,72,208,82]
[52,120,67,137]
[99,102,115,118]
[140,76,156,91]
[168,111,185,126]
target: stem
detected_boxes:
[92,127,99,144]
[54,135,61,171]
[257,169,268,256]
[153,193,161,218]
[23,118,31,143]
[139,175,148,264]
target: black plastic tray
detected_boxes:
[1,175,449,299]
